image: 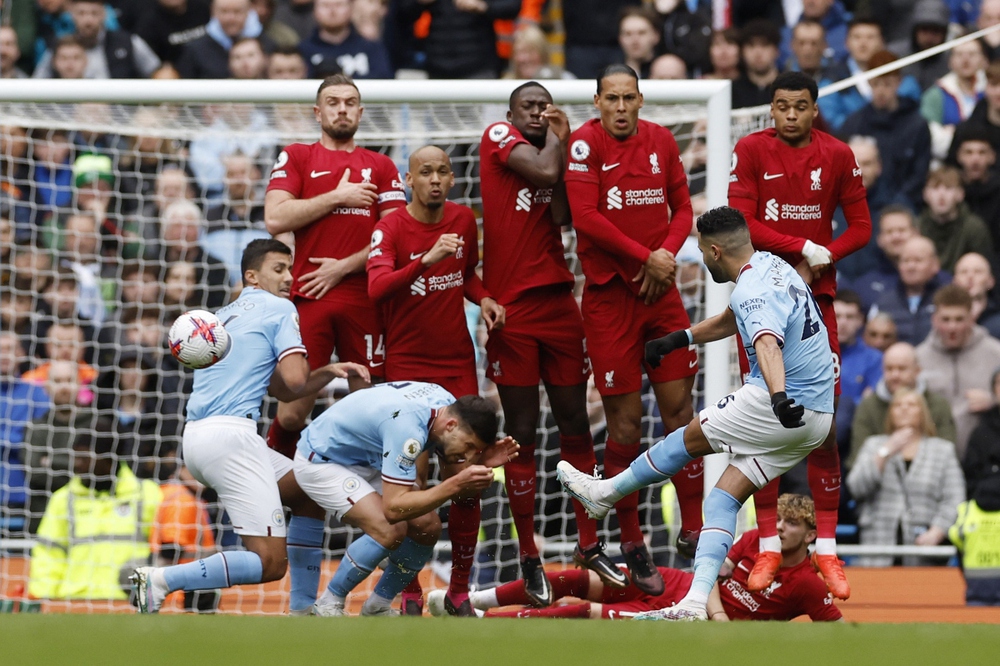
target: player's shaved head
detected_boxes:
[409,145,449,171]
[509,81,551,108]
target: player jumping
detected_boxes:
[131,239,369,613]
[559,206,835,621]
[729,71,871,600]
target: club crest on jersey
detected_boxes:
[571,139,590,161]
[605,370,615,388]
[489,124,510,142]
[810,167,822,191]
[491,360,502,376]
[650,153,661,174]
[361,168,372,183]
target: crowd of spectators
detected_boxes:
[6,0,1000,605]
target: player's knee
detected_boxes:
[259,551,288,583]
[607,416,641,445]
[370,520,408,550]
[661,402,693,430]
[407,512,441,544]
[554,409,591,438]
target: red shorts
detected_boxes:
[582,280,698,396]
[294,294,384,372]
[386,373,480,399]
[736,294,841,395]
[486,286,591,387]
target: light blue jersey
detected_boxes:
[299,382,456,486]
[186,287,306,421]
[732,251,834,413]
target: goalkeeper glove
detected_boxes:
[644,330,690,368]
[771,391,805,429]
[801,240,832,267]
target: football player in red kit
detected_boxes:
[479,81,624,605]
[563,64,704,595]
[367,145,505,617]
[729,71,871,600]
[264,74,406,458]
[443,494,840,622]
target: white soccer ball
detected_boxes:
[168,310,231,370]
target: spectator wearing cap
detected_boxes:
[840,49,933,208]
[888,0,951,91]
[920,39,987,161]
[953,130,1000,247]
[176,0,275,79]
[732,19,781,109]
[69,153,141,258]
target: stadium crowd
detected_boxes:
[3,0,1000,610]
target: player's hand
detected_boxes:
[422,233,464,265]
[331,168,378,209]
[644,330,689,368]
[450,464,494,493]
[329,361,371,383]
[299,256,352,299]
[478,436,519,468]
[634,266,670,305]
[644,248,678,284]
[541,104,570,143]
[480,297,506,331]
[794,260,813,285]
[801,240,832,268]
[771,391,805,428]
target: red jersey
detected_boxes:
[564,118,692,294]
[266,142,406,301]
[366,202,490,379]
[720,529,842,621]
[729,128,871,299]
[479,121,574,303]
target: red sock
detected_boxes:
[266,420,301,459]
[402,578,423,598]
[671,458,705,534]
[603,438,643,545]
[486,603,592,618]
[807,445,841,540]
[504,443,539,559]
[754,478,780,539]
[447,495,480,598]
[560,433,599,550]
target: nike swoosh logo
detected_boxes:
[763,172,784,180]
[601,163,620,171]
[370,362,384,368]
[511,488,533,496]
[688,359,697,369]
[409,252,426,260]
[311,170,331,178]
[823,485,841,492]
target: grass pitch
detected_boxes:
[5,615,998,666]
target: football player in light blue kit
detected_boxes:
[293,381,519,616]
[132,239,369,614]
[558,206,834,621]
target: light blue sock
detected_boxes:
[328,535,389,598]
[603,426,693,501]
[371,538,434,601]
[287,516,325,612]
[162,551,263,592]
[688,488,743,603]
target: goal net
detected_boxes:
[0,79,764,614]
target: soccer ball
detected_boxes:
[168,310,231,370]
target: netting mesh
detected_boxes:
[0,98,773,613]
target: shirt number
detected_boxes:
[788,285,820,341]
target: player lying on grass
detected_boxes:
[291,381,519,616]
[558,206,836,621]
[427,494,840,622]
[132,239,369,614]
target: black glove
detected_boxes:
[644,330,690,368]
[771,391,805,428]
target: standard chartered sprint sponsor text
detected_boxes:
[764,198,822,222]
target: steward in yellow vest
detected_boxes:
[949,470,1000,606]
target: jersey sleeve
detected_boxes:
[826,145,872,262]
[797,576,843,621]
[727,137,759,202]
[367,217,429,302]
[563,127,600,185]
[375,155,407,215]
[734,279,793,348]
[378,412,426,486]
[270,297,307,360]
[484,122,530,166]
[661,129,693,256]
[728,529,755,563]
[266,144,304,196]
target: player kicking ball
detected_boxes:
[558,206,835,620]
[132,239,369,614]
[292,382,518,616]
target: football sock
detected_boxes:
[560,433,600,550]
[266,419,302,459]
[327,534,389,599]
[287,516,325,612]
[504,441,539,559]
[807,445,842,546]
[487,603,591,619]
[600,427,692,502]
[470,587,499,609]
[602,438,644,545]
[754,478,780,541]
[372,538,435,602]
[447,495,480,599]
[162,551,262,592]
[401,578,424,604]
[688,488,742,605]
[672,458,705,535]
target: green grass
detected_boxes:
[4,616,1000,666]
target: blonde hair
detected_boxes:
[885,387,937,437]
[777,493,816,530]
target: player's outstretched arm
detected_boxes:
[265,169,378,235]
[754,334,805,428]
[268,355,369,401]
[381,466,494,524]
[707,583,729,622]
[506,106,569,189]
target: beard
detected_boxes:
[424,200,444,210]
[707,262,728,284]
[323,122,358,141]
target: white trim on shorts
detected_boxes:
[292,451,380,521]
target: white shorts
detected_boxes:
[698,384,832,489]
[182,416,294,537]
[292,451,381,521]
